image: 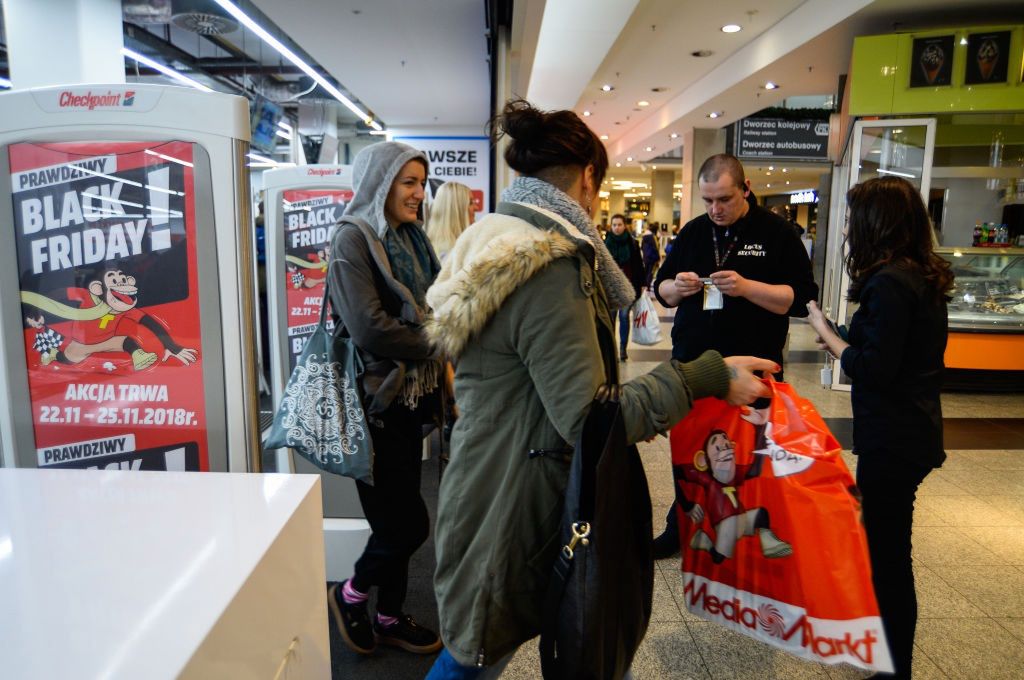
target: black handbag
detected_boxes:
[539,327,655,678]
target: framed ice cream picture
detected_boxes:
[910,35,954,88]
[964,31,1012,85]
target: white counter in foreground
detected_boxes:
[0,468,329,679]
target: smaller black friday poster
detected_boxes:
[9,141,209,471]
[965,31,1012,85]
[910,35,955,88]
[282,188,351,372]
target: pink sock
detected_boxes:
[377,613,399,628]
[341,579,368,604]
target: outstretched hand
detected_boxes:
[722,355,777,405]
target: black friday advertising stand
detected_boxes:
[0,84,261,473]
[262,164,370,581]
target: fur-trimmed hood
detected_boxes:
[425,203,591,359]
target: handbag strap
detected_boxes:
[317,276,332,329]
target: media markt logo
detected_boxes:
[123,91,136,106]
[683,578,880,665]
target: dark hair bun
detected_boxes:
[492,98,607,184]
[499,99,545,145]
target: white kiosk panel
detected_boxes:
[0,84,260,472]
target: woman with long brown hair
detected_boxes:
[808,176,953,679]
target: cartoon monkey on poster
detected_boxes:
[673,426,793,564]
[285,246,329,289]
[22,268,198,371]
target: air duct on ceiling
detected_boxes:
[171,0,239,35]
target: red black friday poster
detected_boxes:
[9,141,208,471]
[281,188,351,372]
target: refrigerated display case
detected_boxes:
[938,247,1024,387]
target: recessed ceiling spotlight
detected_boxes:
[600,134,609,140]
[785,181,790,185]
[764,81,779,90]
[960,36,968,46]
[626,156,634,162]
[766,182,772,188]
[721,24,741,33]
[637,100,650,107]
[652,165,658,170]
[583,110,592,116]
[691,49,714,58]
[601,84,614,92]
[707,111,722,119]
[768,165,775,170]
[766,171,772,176]
[782,168,787,173]
[616,162,622,167]
[670,132,679,139]
[644,146,654,152]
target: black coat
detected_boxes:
[841,263,948,469]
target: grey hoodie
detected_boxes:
[344,141,429,238]
[328,141,438,413]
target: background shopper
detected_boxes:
[604,213,645,360]
[325,141,443,657]
[427,181,476,262]
[423,99,776,679]
[808,176,952,680]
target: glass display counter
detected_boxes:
[936,247,1024,387]
[939,247,1024,333]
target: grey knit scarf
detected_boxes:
[500,176,635,310]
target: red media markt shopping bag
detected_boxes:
[670,379,894,673]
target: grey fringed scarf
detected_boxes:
[500,176,635,310]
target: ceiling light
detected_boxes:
[615,162,622,167]
[600,134,609,140]
[121,48,213,92]
[644,146,653,152]
[626,157,634,162]
[637,100,650,107]
[721,24,741,33]
[782,168,787,173]
[583,110,592,116]
[601,84,614,92]
[764,81,778,90]
[670,132,679,139]
[707,111,721,119]
[278,120,293,133]
[786,181,790,185]
[768,165,775,170]
[276,129,291,140]
[960,37,968,46]
[652,165,658,170]
[766,183,771,188]
[0,76,11,89]
[213,0,381,130]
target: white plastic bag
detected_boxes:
[631,293,662,345]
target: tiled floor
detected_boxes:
[499,298,1024,679]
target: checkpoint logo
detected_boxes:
[123,91,136,106]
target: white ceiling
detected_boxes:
[518,0,1024,172]
[250,0,491,129]
[244,0,1023,168]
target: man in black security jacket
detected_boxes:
[652,153,817,559]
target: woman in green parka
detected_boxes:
[424,100,776,679]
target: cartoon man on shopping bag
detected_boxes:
[674,428,793,564]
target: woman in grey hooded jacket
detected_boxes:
[325,141,444,657]
[424,100,776,679]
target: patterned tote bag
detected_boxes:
[265,281,374,484]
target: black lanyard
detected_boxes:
[710,224,739,269]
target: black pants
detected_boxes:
[351,401,430,616]
[856,452,932,679]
